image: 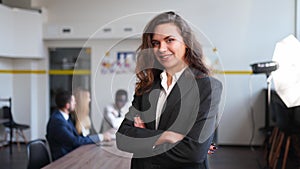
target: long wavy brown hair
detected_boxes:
[135,11,210,95]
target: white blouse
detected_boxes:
[155,67,187,129]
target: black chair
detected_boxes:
[2,106,30,152]
[27,139,51,169]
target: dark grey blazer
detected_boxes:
[46,110,99,161]
[116,68,223,169]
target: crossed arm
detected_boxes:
[116,77,222,165]
[134,116,217,154]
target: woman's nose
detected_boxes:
[159,42,167,52]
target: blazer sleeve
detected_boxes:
[116,93,165,156]
[48,116,96,149]
[152,77,223,165]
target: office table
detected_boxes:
[42,141,132,169]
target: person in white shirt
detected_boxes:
[101,89,129,137]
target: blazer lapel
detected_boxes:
[157,84,181,130]
[142,80,161,130]
[158,68,197,130]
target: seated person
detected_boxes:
[72,87,92,136]
[46,91,111,161]
[101,89,129,136]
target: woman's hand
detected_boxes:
[208,143,217,154]
[155,131,184,146]
[134,115,146,128]
[133,116,185,146]
[103,131,112,142]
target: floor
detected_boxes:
[0,144,28,169]
[0,144,266,169]
[208,146,265,169]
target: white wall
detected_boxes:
[0,58,13,141]
[0,58,13,100]
[0,4,43,58]
[0,5,14,56]
[12,59,47,141]
[5,0,295,145]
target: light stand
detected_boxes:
[250,61,278,131]
[250,61,279,169]
[262,73,273,133]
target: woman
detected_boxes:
[116,11,222,169]
[73,88,92,137]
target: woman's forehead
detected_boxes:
[153,23,181,39]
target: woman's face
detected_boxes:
[152,23,187,74]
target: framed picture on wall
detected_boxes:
[100,51,136,74]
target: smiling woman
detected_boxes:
[116,11,223,169]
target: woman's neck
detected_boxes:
[166,73,173,88]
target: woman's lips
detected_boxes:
[159,54,173,60]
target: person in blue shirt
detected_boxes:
[46,91,111,161]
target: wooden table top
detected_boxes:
[42,141,132,169]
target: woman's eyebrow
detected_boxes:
[152,35,175,41]
[164,35,175,40]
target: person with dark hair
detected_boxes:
[46,91,111,161]
[101,89,129,136]
[116,11,222,169]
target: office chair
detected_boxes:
[2,106,30,152]
[27,139,51,169]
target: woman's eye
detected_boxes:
[152,41,160,47]
[166,38,175,43]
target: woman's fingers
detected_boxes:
[208,143,218,155]
[134,116,146,128]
